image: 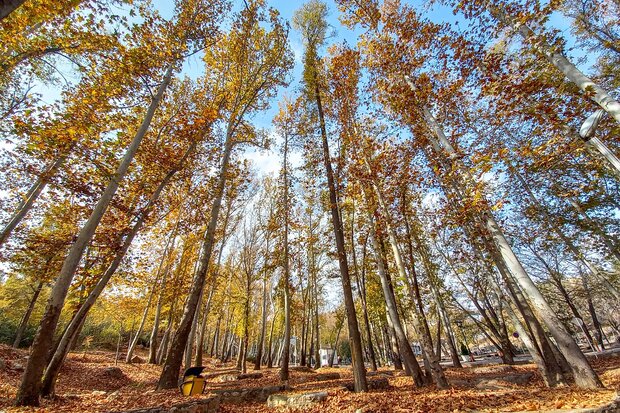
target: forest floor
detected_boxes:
[1,344,619,412]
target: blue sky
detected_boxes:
[33,0,583,176]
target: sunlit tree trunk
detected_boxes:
[16,65,174,406]
[350,207,377,371]
[363,161,447,388]
[279,128,291,383]
[366,210,424,384]
[411,88,602,388]
[157,125,233,388]
[491,7,620,125]
[254,245,270,370]
[0,153,69,247]
[315,82,367,391]
[126,285,156,363]
[40,140,195,396]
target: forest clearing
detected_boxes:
[1,0,620,411]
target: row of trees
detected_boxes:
[0,0,619,407]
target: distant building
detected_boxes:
[319,348,338,367]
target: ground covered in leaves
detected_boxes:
[1,344,619,412]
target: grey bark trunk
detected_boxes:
[408,85,602,389]
[126,285,156,363]
[16,65,174,407]
[157,125,234,389]
[280,130,291,383]
[492,7,620,124]
[40,140,195,396]
[364,163,447,388]
[315,83,367,392]
[0,153,68,247]
[366,211,424,385]
[255,270,269,370]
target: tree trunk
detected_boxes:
[0,153,69,247]
[492,7,620,125]
[351,217,377,372]
[16,65,174,406]
[39,142,195,396]
[580,272,605,350]
[280,130,291,383]
[13,281,43,348]
[126,284,156,363]
[363,163,447,388]
[149,218,182,364]
[0,0,26,21]
[409,88,602,389]
[157,121,235,389]
[315,82,367,392]
[195,285,215,366]
[366,212,424,385]
[254,265,269,370]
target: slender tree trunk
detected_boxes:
[580,272,605,350]
[280,130,291,383]
[254,267,269,370]
[13,281,43,348]
[383,320,401,371]
[315,83,367,392]
[39,142,195,396]
[126,285,157,363]
[363,165,447,388]
[184,280,203,370]
[195,285,215,366]
[157,125,234,389]
[492,7,620,125]
[428,272,462,368]
[409,88,602,389]
[313,281,320,370]
[149,218,182,364]
[16,65,174,406]
[366,212,424,384]
[210,316,220,358]
[351,217,377,372]
[329,320,344,367]
[0,153,70,247]
[266,308,278,368]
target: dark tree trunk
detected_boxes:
[13,281,43,348]
[315,84,367,392]
[157,131,234,389]
[0,0,26,22]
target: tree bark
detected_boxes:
[491,7,620,124]
[16,65,174,407]
[363,161,447,388]
[366,212,424,385]
[126,284,156,363]
[254,259,269,370]
[0,0,26,21]
[279,129,292,383]
[0,153,69,247]
[409,87,602,389]
[13,281,43,348]
[315,82,367,392]
[157,125,233,389]
[40,141,195,396]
